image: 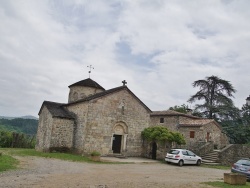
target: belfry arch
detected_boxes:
[111,122,128,154]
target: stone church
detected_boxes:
[36,78,228,158]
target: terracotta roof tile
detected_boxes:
[150,110,200,119]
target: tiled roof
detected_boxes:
[179,119,222,130]
[65,86,152,112]
[39,101,74,119]
[68,78,105,90]
[179,119,214,127]
[150,110,201,119]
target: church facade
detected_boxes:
[36,78,228,158]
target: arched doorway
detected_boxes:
[152,142,157,160]
[111,122,128,154]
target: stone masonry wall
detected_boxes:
[67,89,150,156]
[36,106,53,152]
[218,144,250,166]
[150,116,179,131]
[36,106,75,152]
[68,86,104,103]
[65,103,89,153]
[49,118,74,151]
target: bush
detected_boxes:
[141,126,186,145]
[90,151,101,156]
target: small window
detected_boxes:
[190,131,195,138]
[160,118,164,123]
[169,150,180,154]
[182,151,188,156]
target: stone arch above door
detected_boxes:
[113,122,128,134]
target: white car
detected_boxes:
[165,149,202,166]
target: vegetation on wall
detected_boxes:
[141,126,186,145]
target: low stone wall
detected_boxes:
[218,144,250,166]
[196,141,214,156]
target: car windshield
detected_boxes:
[237,159,250,166]
[169,150,180,154]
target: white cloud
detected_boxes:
[0,0,249,116]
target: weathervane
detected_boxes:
[87,65,94,78]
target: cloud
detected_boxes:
[0,0,249,116]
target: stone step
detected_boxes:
[106,154,128,158]
[201,150,219,163]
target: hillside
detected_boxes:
[0,115,38,120]
[0,118,38,135]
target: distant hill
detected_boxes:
[0,115,38,120]
[0,118,38,135]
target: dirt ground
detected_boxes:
[0,156,229,188]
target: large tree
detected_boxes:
[188,75,236,119]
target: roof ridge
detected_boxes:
[68,78,105,90]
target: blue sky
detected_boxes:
[0,0,249,117]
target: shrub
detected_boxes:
[90,151,101,156]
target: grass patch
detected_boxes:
[1,148,93,163]
[0,154,19,172]
[0,148,129,164]
[203,181,250,187]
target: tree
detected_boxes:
[141,126,186,145]
[169,104,190,114]
[220,103,250,144]
[241,104,250,126]
[188,75,236,119]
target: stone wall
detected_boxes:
[195,141,214,156]
[178,122,227,151]
[36,106,75,152]
[36,106,53,152]
[218,144,250,166]
[49,118,74,152]
[150,116,179,131]
[67,89,150,156]
[68,86,104,103]
[65,102,89,153]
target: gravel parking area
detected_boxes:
[0,156,229,188]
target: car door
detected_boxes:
[182,150,191,164]
[187,150,197,164]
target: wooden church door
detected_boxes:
[112,134,122,153]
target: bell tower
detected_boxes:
[68,78,105,103]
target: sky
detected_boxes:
[0,0,250,117]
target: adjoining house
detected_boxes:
[36,78,228,159]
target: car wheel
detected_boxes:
[196,159,201,166]
[178,160,184,167]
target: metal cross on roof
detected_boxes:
[87,65,94,78]
[122,80,127,86]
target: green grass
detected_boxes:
[0,154,19,172]
[0,148,129,164]
[203,181,250,187]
